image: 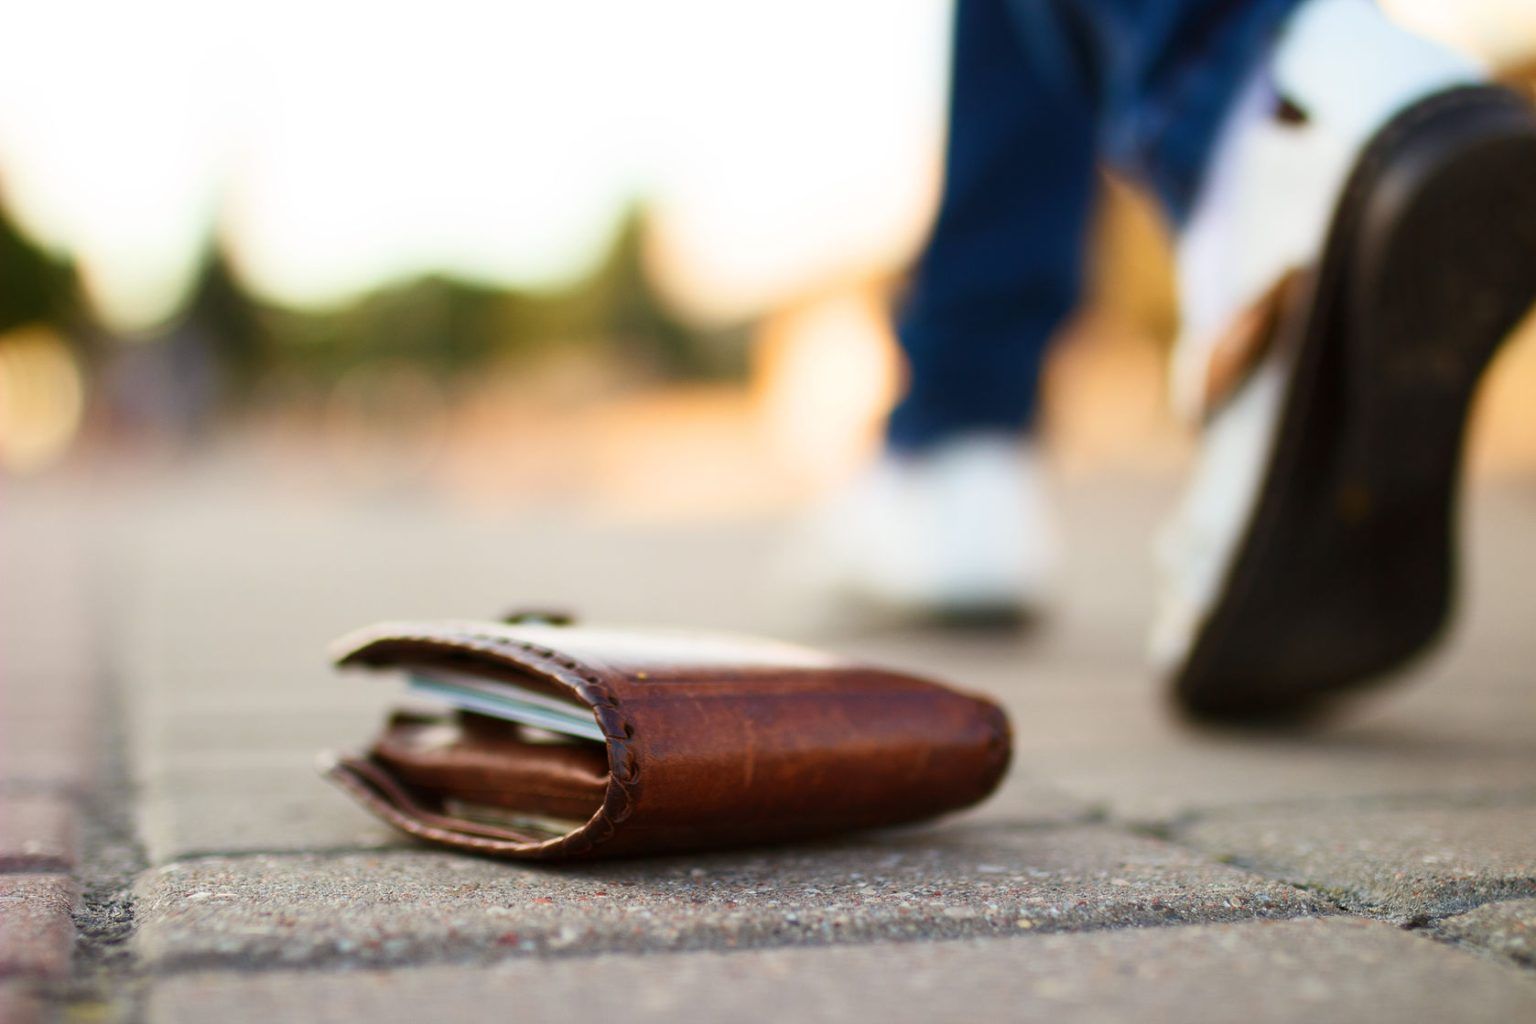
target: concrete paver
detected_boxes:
[1033,737,1536,825]
[133,825,1325,969]
[0,875,78,979]
[7,466,1536,1019]
[0,713,96,793]
[118,482,1536,869]
[949,773,1102,827]
[1438,898,1536,968]
[0,984,46,1024]
[136,759,405,862]
[143,917,1536,1024]
[0,492,99,689]
[0,795,79,872]
[1178,801,1536,920]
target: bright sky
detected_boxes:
[0,0,949,330]
[0,2,1528,333]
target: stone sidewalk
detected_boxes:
[3,463,1535,1022]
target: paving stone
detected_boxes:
[86,463,1536,1018]
[1438,898,1536,968]
[952,771,1100,827]
[143,917,1536,1024]
[0,984,45,1024]
[0,668,96,721]
[862,646,1536,830]
[129,693,407,864]
[133,824,1323,969]
[135,757,407,863]
[0,875,77,978]
[1179,800,1536,919]
[121,646,377,717]
[0,502,98,686]
[116,470,1536,844]
[0,650,98,792]
[112,505,814,675]
[842,535,1536,832]
[143,705,394,760]
[0,636,96,688]
[0,795,79,872]
[0,713,95,792]
[0,571,99,790]
[1035,739,1536,825]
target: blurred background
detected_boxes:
[1,0,1534,517]
[6,11,1536,1011]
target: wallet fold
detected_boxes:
[323,619,1011,861]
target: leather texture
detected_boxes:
[322,619,1011,860]
[371,711,608,821]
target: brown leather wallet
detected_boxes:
[322,618,1011,860]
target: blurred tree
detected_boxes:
[580,207,713,378]
[262,203,741,384]
[180,240,269,398]
[268,274,528,379]
[0,192,77,337]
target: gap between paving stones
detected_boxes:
[123,789,1536,977]
[1202,857,1536,929]
[61,662,152,1023]
[131,898,1348,978]
[129,828,1343,975]
[115,763,1536,980]
[90,800,1536,982]
[1110,841,1536,979]
[1151,801,1536,941]
[1426,898,1536,972]
[1073,791,1536,978]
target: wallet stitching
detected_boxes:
[336,623,640,857]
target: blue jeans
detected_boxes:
[888,0,1306,451]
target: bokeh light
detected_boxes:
[0,327,85,473]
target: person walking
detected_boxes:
[822,0,1536,719]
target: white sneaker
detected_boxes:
[808,434,1056,626]
[1155,0,1536,718]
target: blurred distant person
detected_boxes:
[822,0,1536,718]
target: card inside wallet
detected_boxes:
[367,667,611,839]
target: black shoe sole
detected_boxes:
[1172,86,1536,722]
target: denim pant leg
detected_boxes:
[887,0,1096,452]
[889,0,1306,452]
[1021,0,1309,219]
